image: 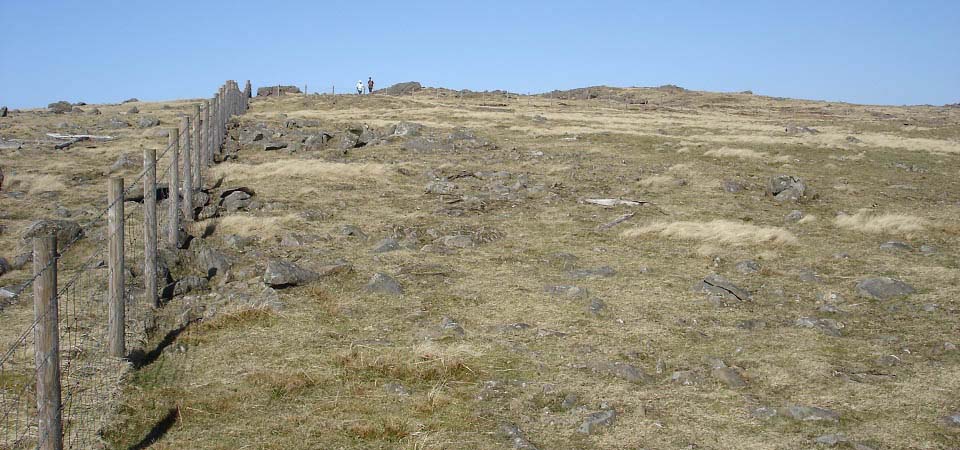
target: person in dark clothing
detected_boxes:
[367,77,374,94]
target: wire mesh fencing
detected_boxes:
[0,80,249,449]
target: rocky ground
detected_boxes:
[1,85,959,449]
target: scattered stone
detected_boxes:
[875,354,901,367]
[879,241,911,251]
[693,274,750,302]
[221,190,253,212]
[223,234,254,250]
[438,316,465,338]
[316,259,354,277]
[578,409,616,434]
[0,106,7,117]
[545,285,589,300]
[940,412,960,429]
[263,142,287,151]
[767,175,810,203]
[195,247,231,278]
[256,86,301,96]
[855,277,916,300]
[814,433,848,446]
[737,319,767,330]
[592,361,650,384]
[11,253,32,270]
[47,101,72,114]
[0,257,10,277]
[262,259,319,288]
[137,116,160,128]
[711,367,747,388]
[560,393,579,411]
[798,268,823,283]
[780,405,840,422]
[919,244,937,255]
[425,180,456,194]
[796,317,844,336]
[735,260,760,274]
[568,266,616,279]
[100,117,129,129]
[784,210,805,222]
[441,235,473,248]
[339,225,367,239]
[499,423,539,450]
[127,106,139,114]
[372,238,401,253]
[379,81,422,96]
[384,382,411,397]
[172,276,208,297]
[365,272,403,296]
[671,370,701,385]
[109,153,139,173]
[586,298,606,316]
[391,121,423,137]
[722,179,747,193]
[122,98,139,103]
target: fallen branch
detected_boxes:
[584,198,649,207]
[46,133,115,140]
[597,213,636,231]
[54,136,89,150]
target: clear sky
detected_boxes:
[1,0,957,108]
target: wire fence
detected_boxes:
[0,79,250,449]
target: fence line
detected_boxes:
[0,79,249,449]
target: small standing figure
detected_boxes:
[356,80,364,95]
[367,77,375,94]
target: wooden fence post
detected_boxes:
[108,177,125,358]
[192,104,202,190]
[143,148,158,308]
[33,235,62,450]
[202,100,210,167]
[180,116,193,222]
[167,128,180,248]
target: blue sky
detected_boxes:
[1,0,957,107]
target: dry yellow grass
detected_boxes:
[622,220,797,246]
[213,160,389,182]
[204,214,301,240]
[834,210,929,234]
[5,173,66,194]
[703,146,768,159]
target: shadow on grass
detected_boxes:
[128,407,179,450]
[127,320,195,370]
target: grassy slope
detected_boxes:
[2,89,959,449]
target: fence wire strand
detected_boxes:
[1,81,247,449]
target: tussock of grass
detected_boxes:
[622,220,797,246]
[704,146,767,159]
[6,174,66,194]
[246,370,316,399]
[835,210,928,234]
[336,344,480,382]
[200,305,277,331]
[214,160,388,182]
[209,214,301,239]
[638,174,678,188]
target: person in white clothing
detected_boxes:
[356,80,364,95]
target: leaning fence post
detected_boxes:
[180,116,193,221]
[143,148,158,308]
[33,235,62,450]
[108,177,125,358]
[167,128,180,248]
[192,104,202,190]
